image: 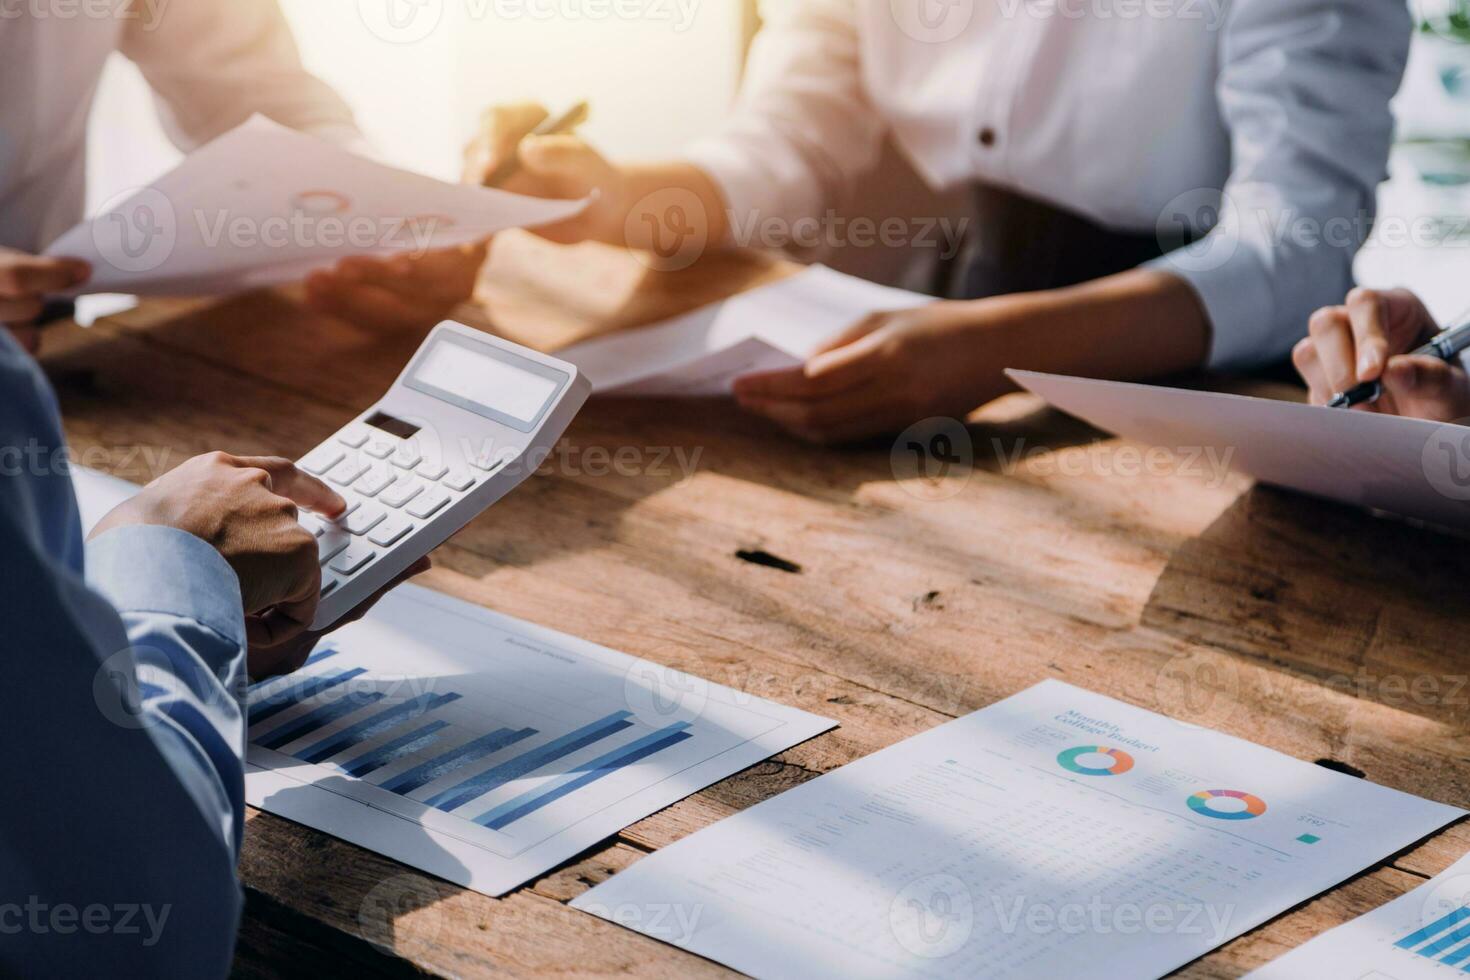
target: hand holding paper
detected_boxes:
[44,116,588,299]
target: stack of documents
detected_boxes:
[46,117,587,297]
[556,265,931,396]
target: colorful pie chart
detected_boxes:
[1187,789,1267,820]
[1056,745,1136,776]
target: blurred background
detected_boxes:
[85,0,1470,307]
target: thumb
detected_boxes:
[1381,356,1470,422]
[811,312,893,357]
[518,136,613,193]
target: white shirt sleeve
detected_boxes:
[119,0,368,154]
[1148,0,1412,371]
[685,0,887,240]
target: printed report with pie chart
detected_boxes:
[573,679,1464,980]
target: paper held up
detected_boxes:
[45,116,588,297]
[1009,369,1470,531]
[554,265,933,397]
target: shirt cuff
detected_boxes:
[1146,246,1278,372]
[86,525,246,654]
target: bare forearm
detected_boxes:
[984,268,1212,388]
[618,163,731,253]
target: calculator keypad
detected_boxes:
[299,425,497,592]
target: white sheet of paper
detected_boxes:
[46,116,587,297]
[572,679,1463,980]
[1244,846,1470,978]
[556,265,931,396]
[70,467,834,897]
[1009,370,1470,531]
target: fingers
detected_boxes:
[1344,288,1393,381]
[734,318,891,402]
[464,102,551,184]
[245,593,319,651]
[810,312,889,357]
[0,254,91,299]
[1291,337,1332,406]
[0,297,43,324]
[1305,306,1359,397]
[1381,355,1470,422]
[232,456,346,517]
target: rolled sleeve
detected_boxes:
[685,0,885,241]
[86,524,246,675]
[1151,0,1411,371]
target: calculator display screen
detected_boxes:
[407,333,567,431]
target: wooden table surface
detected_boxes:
[42,233,1470,978]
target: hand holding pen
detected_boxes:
[1294,288,1470,422]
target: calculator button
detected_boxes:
[407,489,450,520]
[379,478,424,509]
[300,446,346,476]
[470,449,511,472]
[343,505,385,535]
[299,514,327,538]
[368,515,414,547]
[337,428,369,449]
[416,460,448,481]
[330,545,377,576]
[364,439,396,460]
[442,470,476,492]
[355,465,396,497]
[320,574,340,597]
[326,456,370,486]
[392,443,423,470]
[317,530,351,564]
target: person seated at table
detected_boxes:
[0,0,484,353]
[1295,288,1470,420]
[464,0,1410,444]
[0,321,425,973]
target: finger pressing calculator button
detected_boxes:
[368,514,413,547]
[379,478,424,509]
[326,456,370,486]
[317,530,351,565]
[392,443,423,470]
[343,505,386,535]
[407,489,450,520]
[337,427,370,449]
[416,460,448,481]
[300,446,346,476]
[364,438,396,460]
[356,464,396,497]
[330,545,377,576]
[442,470,476,492]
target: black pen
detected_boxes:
[1328,320,1470,409]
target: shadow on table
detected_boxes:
[1141,484,1470,729]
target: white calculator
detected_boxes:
[296,320,591,629]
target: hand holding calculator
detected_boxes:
[296,320,590,629]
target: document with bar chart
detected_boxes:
[1246,849,1470,978]
[243,584,834,895]
[574,680,1463,979]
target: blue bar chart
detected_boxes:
[240,584,833,897]
[1395,906,1470,969]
